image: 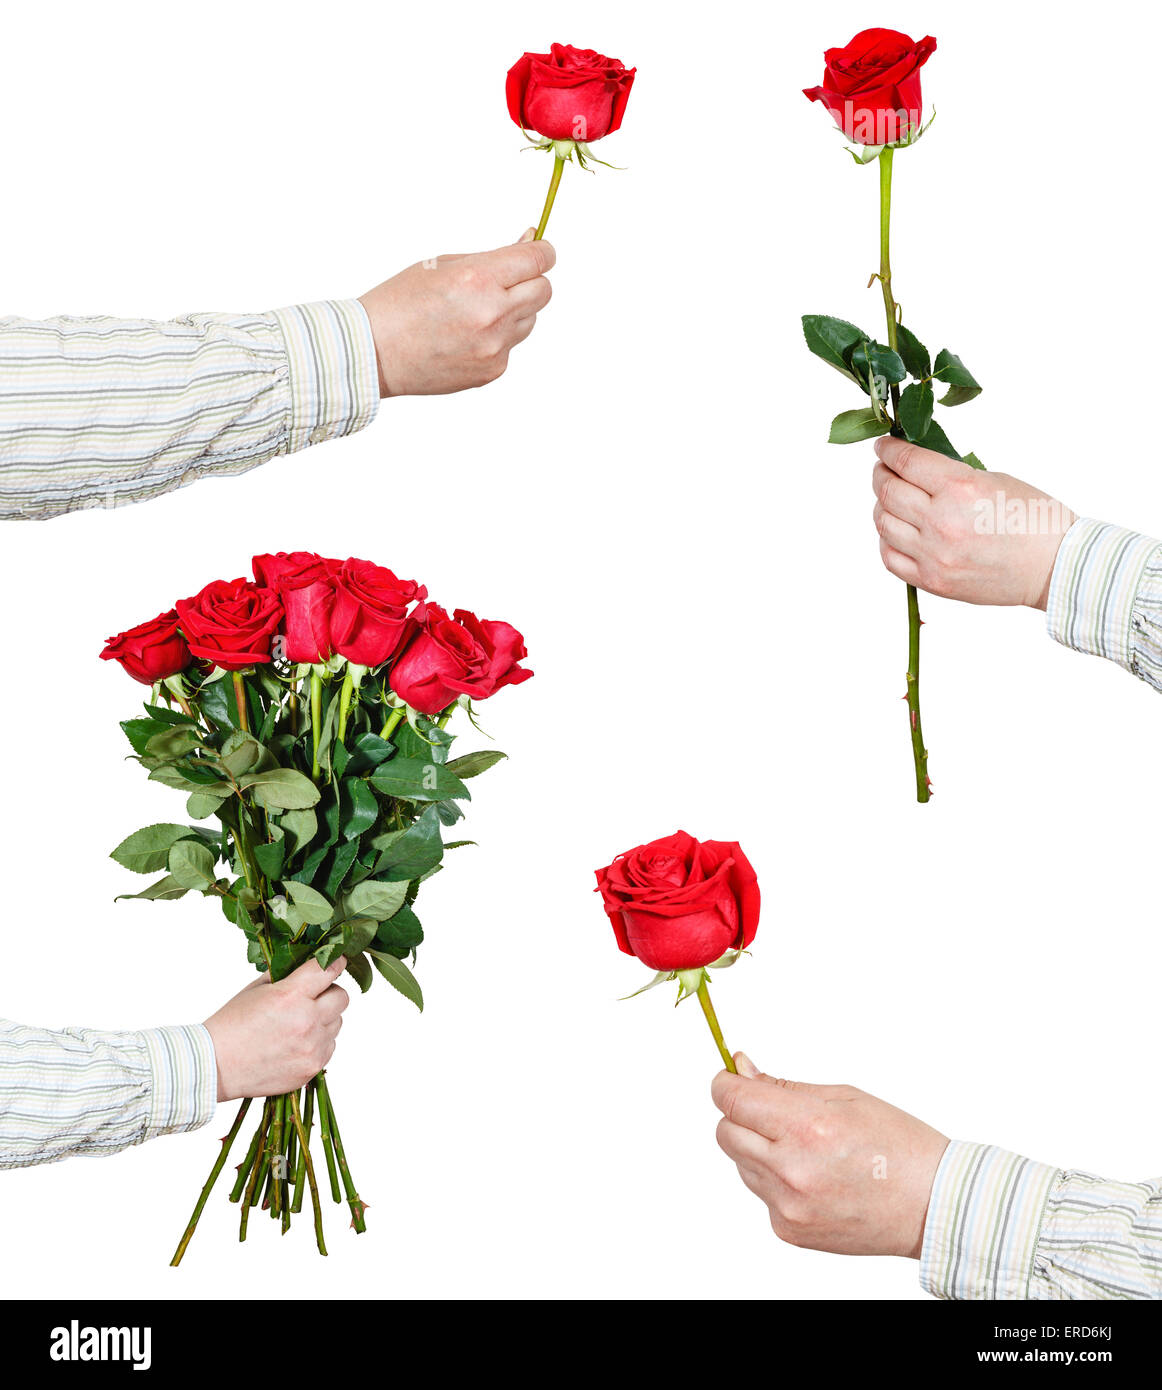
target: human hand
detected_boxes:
[203,957,350,1102]
[872,437,1076,609]
[712,1056,948,1258]
[358,231,555,397]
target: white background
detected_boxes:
[1,0,1158,1302]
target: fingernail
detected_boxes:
[519,227,536,242]
[736,1052,759,1078]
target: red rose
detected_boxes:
[804,29,936,146]
[507,43,635,143]
[329,559,426,668]
[252,551,337,664]
[175,578,283,672]
[100,610,190,686]
[389,603,533,716]
[595,831,760,972]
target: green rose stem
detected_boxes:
[316,1075,342,1203]
[310,671,323,779]
[239,1104,272,1239]
[232,672,250,734]
[317,1072,367,1232]
[229,1099,269,1202]
[380,706,404,741]
[291,1082,316,1214]
[169,1097,251,1267]
[267,1095,285,1218]
[534,153,566,240]
[876,145,930,804]
[288,1089,327,1256]
[335,667,356,745]
[695,976,737,1074]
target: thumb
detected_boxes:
[518,227,536,243]
[735,1054,828,1094]
[289,955,347,997]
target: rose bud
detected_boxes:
[389,604,533,716]
[507,43,635,143]
[329,559,426,668]
[803,29,936,146]
[252,551,338,665]
[175,578,283,672]
[100,610,191,685]
[595,831,760,972]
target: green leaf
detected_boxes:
[168,838,217,890]
[142,702,197,727]
[828,408,890,445]
[316,918,377,968]
[219,730,263,778]
[253,838,286,881]
[145,725,203,761]
[340,779,379,842]
[146,762,229,792]
[375,805,442,882]
[187,791,227,820]
[445,750,507,780]
[343,878,409,922]
[284,881,334,925]
[366,949,423,1011]
[344,952,374,994]
[393,722,453,764]
[120,717,170,757]
[801,314,865,383]
[894,324,931,380]
[369,758,469,803]
[280,808,318,858]
[374,903,424,958]
[238,768,321,811]
[197,677,240,730]
[344,733,397,777]
[115,873,190,902]
[916,417,961,461]
[110,823,204,875]
[898,382,934,443]
[933,349,981,406]
[324,839,360,898]
[850,340,906,388]
[962,451,985,471]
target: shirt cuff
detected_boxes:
[919,1140,1060,1300]
[139,1024,218,1141]
[270,299,380,456]
[1046,518,1162,671]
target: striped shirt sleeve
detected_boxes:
[0,1018,217,1168]
[920,1140,1162,1300]
[0,298,378,521]
[1046,517,1162,691]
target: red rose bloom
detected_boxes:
[507,43,635,143]
[175,578,283,672]
[804,29,936,146]
[389,603,533,716]
[329,559,426,668]
[100,610,190,686]
[252,551,337,664]
[595,831,760,972]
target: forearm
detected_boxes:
[1047,518,1162,693]
[0,1018,217,1168]
[0,300,378,521]
[921,1140,1162,1300]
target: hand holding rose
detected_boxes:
[712,1061,948,1258]
[873,437,1076,609]
[358,236,555,398]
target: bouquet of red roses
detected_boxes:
[101,552,531,1263]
